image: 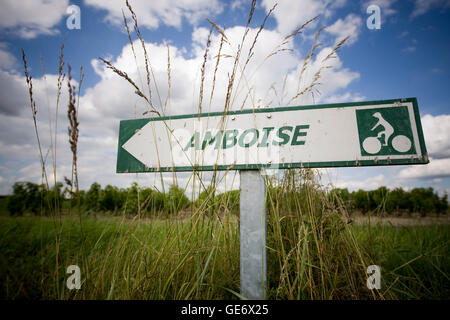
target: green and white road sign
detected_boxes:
[116,97,429,173]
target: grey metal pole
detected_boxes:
[240,170,266,299]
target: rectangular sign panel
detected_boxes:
[116,98,428,173]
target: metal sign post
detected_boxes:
[116,97,429,300]
[240,170,266,299]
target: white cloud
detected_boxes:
[323,92,365,103]
[411,0,450,18]
[230,0,246,11]
[403,46,416,53]
[84,0,223,30]
[359,113,450,183]
[0,0,68,39]
[0,43,18,71]
[397,158,450,179]
[394,110,450,182]
[421,114,450,159]
[0,70,29,115]
[261,0,347,35]
[286,46,360,105]
[325,14,362,46]
[333,174,386,190]
[18,163,44,182]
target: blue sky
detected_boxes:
[0,0,449,196]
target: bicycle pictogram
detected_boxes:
[362,112,412,154]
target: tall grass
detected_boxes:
[1,215,448,299]
[0,215,240,299]
[353,224,450,299]
[12,0,448,300]
[265,170,378,299]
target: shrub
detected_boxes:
[84,182,101,213]
[7,182,27,216]
[165,185,190,214]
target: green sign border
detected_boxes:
[117,97,429,173]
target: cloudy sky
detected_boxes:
[0,0,449,196]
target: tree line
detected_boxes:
[329,186,448,215]
[3,181,448,217]
[5,181,189,217]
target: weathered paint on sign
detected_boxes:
[116,98,428,173]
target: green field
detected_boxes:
[0,215,448,300]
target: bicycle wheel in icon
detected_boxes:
[391,135,412,153]
[362,136,382,154]
[362,135,412,154]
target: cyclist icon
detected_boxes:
[362,112,412,154]
[371,112,394,146]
